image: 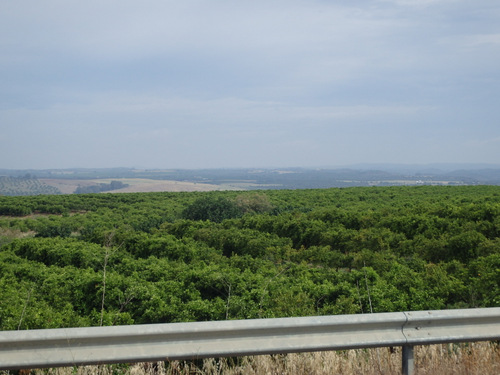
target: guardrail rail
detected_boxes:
[1,307,499,375]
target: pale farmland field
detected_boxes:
[40,178,239,194]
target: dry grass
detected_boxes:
[10,342,498,375]
[0,227,35,241]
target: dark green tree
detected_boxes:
[183,196,242,223]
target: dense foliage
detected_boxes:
[0,186,499,330]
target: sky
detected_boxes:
[1,0,499,170]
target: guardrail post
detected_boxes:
[402,345,414,375]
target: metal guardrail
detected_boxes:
[1,308,499,374]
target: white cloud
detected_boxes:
[463,33,500,46]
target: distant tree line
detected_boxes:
[0,176,61,196]
[74,181,129,194]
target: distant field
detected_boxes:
[40,178,239,194]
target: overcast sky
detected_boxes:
[1,0,499,170]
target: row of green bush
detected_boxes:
[0,186,499,330]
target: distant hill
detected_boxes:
[1,164,500,195]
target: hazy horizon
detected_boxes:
[3,162,500,174]
[1,1,499,170]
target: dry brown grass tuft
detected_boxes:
[414,342,500,375]
[0,227,35,240]
[12,342,499,375]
